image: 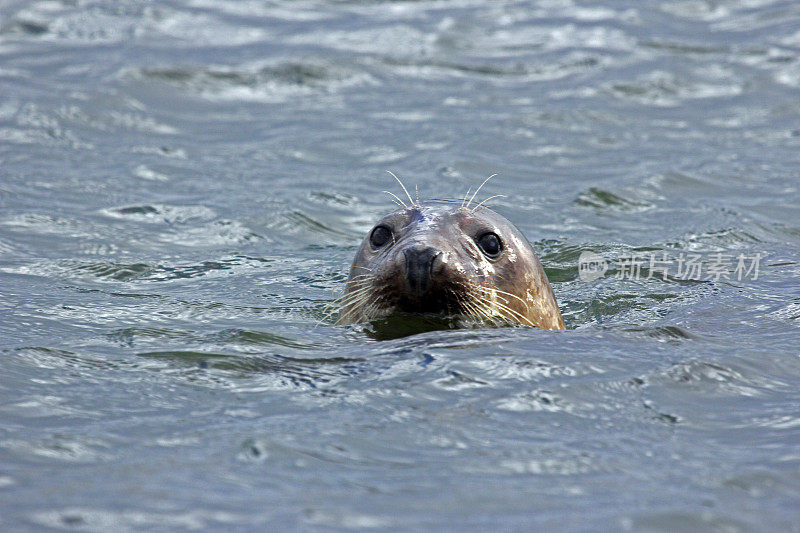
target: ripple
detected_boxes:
[308,190,360,207]
[135,351,356,392]
[52,100,179,135]
[128,60,377,103]
[9,347,125,373]
[99,204,216,224]
[432,370,491,391]
[31,508,243,531]
[372,50,609,82]
[99,204,260,247]
[0,116,91,149]
[774,59,800,88]
[643,40,728,55]
[465,449,612,476]
[133,164,170,182]
[655,360,764,397]
[471,357,578,381]
[575,187,654,212]
[0,238,19,255]
[158,220,261,247]
[288,25,433,56]
[2,20,49,39]
[670,226,764,251]
[106,111,177,135]
[2,395,100,419]
[564,290,684,329]
[495,455,597,475]
[605,69,742,106]
[769,302,800,324]
[0,213,91,237]
[303,508,389,529]
[281,210,352,239]
[617,325,696,344]
[205,329,320,350]
[623,511,748,532]
[186,0,335,21]
[1,435,109,463]
[2,256,269,283]
[131,145,187,159]
[2,2,268,46]
[722,469,793,497]
[497,389,573,413]
[659,1,732,22]
[107,327,196,347]
[64,261,155,281]
[758,414,800,430]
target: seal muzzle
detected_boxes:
[402,245,442,296]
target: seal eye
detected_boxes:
[477,232,502,258]
[370,225,392,248]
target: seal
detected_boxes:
[337,188,564,330]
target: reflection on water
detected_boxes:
[2,0,800,530]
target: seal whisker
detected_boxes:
[461,187,472,208]
[322,302,360,324]
[335,309,359,325]
[323,286,368,323]
[383,190,407,209]
[469,285,531,326]
[466,298,502,327]
[346,274,372,283]
[339,290,374,308]
[472,285,534,326]
[490,300,532,326]
[361,293,389,322]
[386,170,415,207]
[457,296,481,321]
[491,300,534,326]
[488,286,531,311]
[341,280,371,291]
[461,302,481,323]
[337,297,370,324]
[457,285,500,325]
[344,274,371,281]
[345,275,373,284]
[335,290,373,313]
[344,281,371,289]
[341,285,370,296]
[340,288,372,302]
[467,173,498,209]
[469,302,506,326]
[471,194,507,213]
[323,291,351,308]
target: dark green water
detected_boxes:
[1,0,800,530]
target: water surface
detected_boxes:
[1,0,800,530]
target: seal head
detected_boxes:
[337,200,564,330]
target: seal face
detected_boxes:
[337,200,565,330]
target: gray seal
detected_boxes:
[337,199,564,330]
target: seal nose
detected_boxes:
[403,246,442,295]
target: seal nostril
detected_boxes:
[403,246,440,295]
[430,250,444,274]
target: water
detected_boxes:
[2,0,800,530]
